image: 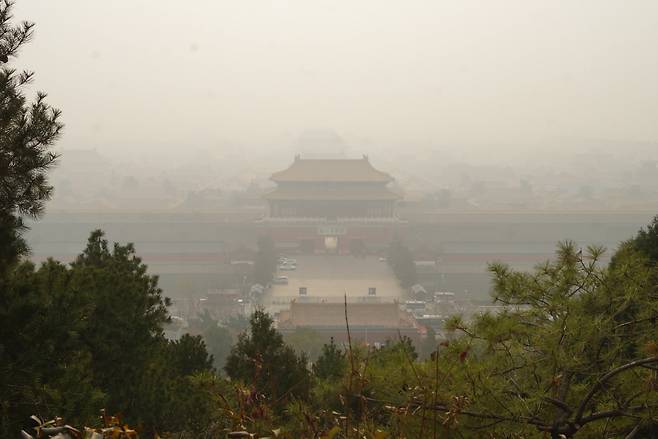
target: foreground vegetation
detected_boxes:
[4,221,658,438]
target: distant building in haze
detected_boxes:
[259,155,402,254]
[277,301,423,344]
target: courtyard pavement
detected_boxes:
[263,255,405,313]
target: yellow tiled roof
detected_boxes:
[271,158,394,183]
[280,302,411,328]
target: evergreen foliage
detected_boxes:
[387,239,417,287]
[71,230,171,415]
[0,231,213,435]
[253,235,277,286]
[418,327,438,360]
[201,319,234,373]
[284,327,325,361]
[629,214,658,265]
[429,241,658,437]
[312,337,346,380]
[0,0,62,270]
[225,310,311,403]
[167,334,214,377]
[3,5,658,435]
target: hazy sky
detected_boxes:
[13,1,658,156]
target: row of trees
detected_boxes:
[0,3,218,434]
[0,5,308,434]
[0,230,222,435]
[204,219,658,438]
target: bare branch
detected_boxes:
[542,396,572,415]
[625,422,641,439]
[575,356,658,423]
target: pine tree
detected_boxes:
[313,337,346,380]
[225,310,310,402]
[72,230,171,414]
[253,235,277,286]
[0,0,62,270]
[630,214,658,265]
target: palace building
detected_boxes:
[259,155,402,254]
[277,301,423,344]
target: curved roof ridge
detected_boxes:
[271,156,394,183]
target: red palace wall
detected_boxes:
[257,223,404,254]
[278,327,420,346]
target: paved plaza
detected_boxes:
[264,255,405,312]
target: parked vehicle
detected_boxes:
[404,300,427,312]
